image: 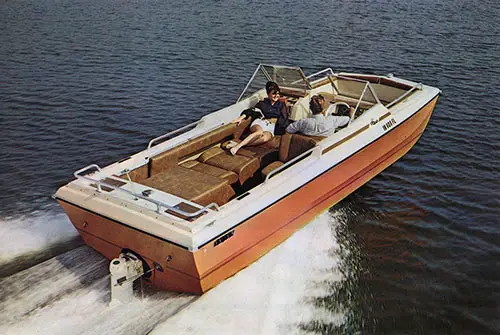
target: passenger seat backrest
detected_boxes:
[279,133,318,163]
[290,98,310,121]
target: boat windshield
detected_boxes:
[237,64,311,102]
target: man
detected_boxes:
[286,95,352,137]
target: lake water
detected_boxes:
[1,0,499,334]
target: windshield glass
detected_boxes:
[238,64,311,102]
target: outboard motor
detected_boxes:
[109,252,144,306]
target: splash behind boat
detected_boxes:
[55,65,440,294]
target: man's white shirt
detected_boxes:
[286,113,350,137]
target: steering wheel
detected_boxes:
[329,102,351,116]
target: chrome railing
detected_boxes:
[147,120,201,150]
[73,164,219,218]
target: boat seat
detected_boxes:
[149,119,252,176]
[180,160,239,185]
[261,133,324,179]
[141,165,235,206]
[198,147,260,185]
[237,146,279,170]
[222,136,281,169]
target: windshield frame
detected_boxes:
[237,64,312,102]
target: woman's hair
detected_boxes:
[309,95,324,115]
[266,81,280,94]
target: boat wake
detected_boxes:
[151,211,344,335]
[0,212,345,335]
[0,245,196,335]
[0,212,81,277]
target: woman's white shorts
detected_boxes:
[251,118,275,135]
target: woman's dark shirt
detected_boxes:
[254,98,290,135]
[255,98,284,119]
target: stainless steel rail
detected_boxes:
[74,164,102,189]
[73,164,219,218]
[147,120,201,150]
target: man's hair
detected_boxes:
[309,95,324,115]
[266,81,280,94]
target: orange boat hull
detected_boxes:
[58,95,438,294]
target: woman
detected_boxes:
[229,81,289,155]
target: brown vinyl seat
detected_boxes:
[261,133,325,179]
[141,165,235,206]
[223,136,281,169]
[149,119,252,176]
[198,147,260,185]
[180,160,239,185]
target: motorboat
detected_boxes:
[55,65,440,294]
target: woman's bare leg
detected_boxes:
[230,126,272,155]
[230,130,262,155]
[245,132,272,147]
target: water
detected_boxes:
[1,0,499,333]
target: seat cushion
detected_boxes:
[262,135,281,149]
[198,147,259,185]
[222,136,281,168]
[180,160,239,185]
[237,146,279,169]
[279,133,320,162]
[141,165,235,206]
[149,119,252,176]
[261,161,284,179]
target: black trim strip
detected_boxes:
[322,124,370,154]
[197,93,439,248]
[236,192,250,200]
[56,197,189,250]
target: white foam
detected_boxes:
[0,212,79,264]
[1,276,196,335]
[151,212,345,335]
[0,246,196,335]
[0,212,346,335]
